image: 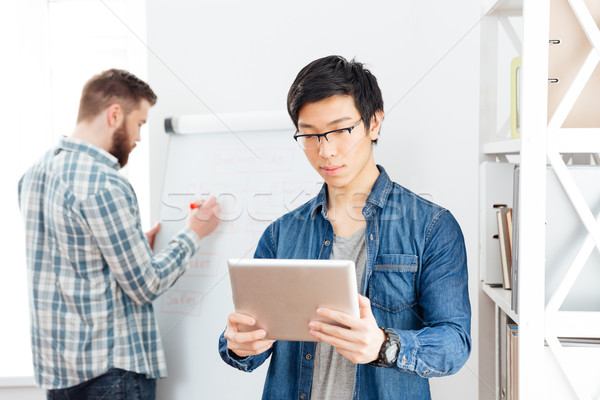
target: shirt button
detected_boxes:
[401,356,407,365]
[300,394,306,399]
[305,354,312,360]
[423,370,429,376]
[370,234,373,240]
[324,240,330,246]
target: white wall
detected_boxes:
[0,1,50,398]
[0,1,148,398]
[146,1,481,399]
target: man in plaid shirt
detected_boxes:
[18,69,220,399]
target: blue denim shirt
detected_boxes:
[218,165,471,400]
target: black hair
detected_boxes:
[287,55,384,144]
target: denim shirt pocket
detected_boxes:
[369,253,418,312]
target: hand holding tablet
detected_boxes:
[227,259,359,342]
[224,312,275,358]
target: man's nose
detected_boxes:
[319,136,337,158]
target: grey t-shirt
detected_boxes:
[310,225,366,400]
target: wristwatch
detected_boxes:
[369,328,400,367]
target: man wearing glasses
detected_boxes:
[219,55,471,399]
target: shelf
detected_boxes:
[482,286,600,337]
[482,138,521,155]
[482,283,519,323]
[550,311,600,339]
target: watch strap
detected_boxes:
[369,327,400,367]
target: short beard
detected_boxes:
[109,119,131,167]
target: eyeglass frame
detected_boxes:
[293,119,363,149]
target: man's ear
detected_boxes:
[106,103,124,129]
[368,110,384,141]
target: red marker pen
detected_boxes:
[190,201,204,210]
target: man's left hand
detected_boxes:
[145,222,161,250]
[308,294,385,364]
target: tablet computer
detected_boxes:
[227,258,359,341]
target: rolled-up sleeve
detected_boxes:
[393,210,471,377]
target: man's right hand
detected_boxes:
[187,196,221,239]
[225,312,275,358]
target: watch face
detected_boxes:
[384,342,399,362]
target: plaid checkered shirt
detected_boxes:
[18,137,201,389]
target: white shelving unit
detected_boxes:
[482,139,521,155]
[482,285,519,324]
[478,0,600,399]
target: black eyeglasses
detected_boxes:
[293,119,363,150]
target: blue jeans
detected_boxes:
[46,368,156,400]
